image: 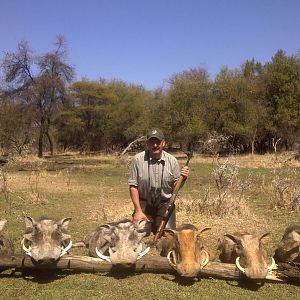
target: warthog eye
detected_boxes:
[52,231,62,241]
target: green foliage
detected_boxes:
[263,50,300,147]
[1,41,300,154]
[211,66,268,152]
[62,79,158,151]
[103,80,149,146]
[64,80,112,150]
[164,68,211,143]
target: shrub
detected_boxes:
[178,158,251,217]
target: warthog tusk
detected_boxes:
[200,250,209,268]
[21,238,32,257]
[167,250,177,269]
[236,256,277,277]
[60,240,73,257]
[95,247,111,262]
[137,246,150,260]
[235,256,246,273]
[267,257,277,272]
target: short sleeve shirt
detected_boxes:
[128,150,181,203]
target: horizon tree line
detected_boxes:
[0,37,299,157]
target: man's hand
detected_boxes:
[133,210,150,222]
[180,166,190,178]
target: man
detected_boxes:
[128,128,190,234]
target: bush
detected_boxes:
[178,158,251,217]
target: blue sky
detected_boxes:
[0,0,299,90]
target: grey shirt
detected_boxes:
[128,150,180,204]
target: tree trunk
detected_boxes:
[0,254,298,282]
[46,131,54,156]
[38,122,45,158]
[251,127,257,156]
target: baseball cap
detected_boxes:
[146,128,165,141]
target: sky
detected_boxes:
[0,0,299,90]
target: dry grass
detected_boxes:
[191,152,300,168]
[1,152,300,299]
[176,209,270,256]
[1,152,299,252]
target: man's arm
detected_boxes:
[129,185,149,221]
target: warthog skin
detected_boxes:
[274,225,300,263]
[218,232,273,279]
[0,219,14,254]
[157,224,212,277]
[22,216,72,263]
[84,219,150,265]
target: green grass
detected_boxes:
[0,153,300,299]
[0,271,299,300]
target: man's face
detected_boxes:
[147,137,165,159]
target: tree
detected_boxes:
[103,80,152,150]
[263,50,300,149]
[1,36,74,157]
[0,99,33,155]
[64,79,111,151]
[210,66,267,153]
[165,68,212,148]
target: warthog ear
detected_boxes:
[24,216,36,230]
[0,219,7,231]
[224,234,240,244]
[199,227,212,234]
[259,232,271,242]
[163,229,177,239]
[58,218,72,230]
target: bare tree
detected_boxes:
[1,36,74,157]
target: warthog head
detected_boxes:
[0,219,14,255]
[84,219,150,266]
[218,232,275,280]
[22,216,72,263]
[274,225,300,263]
[158,224,211,277]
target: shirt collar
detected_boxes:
[147,150,165,163]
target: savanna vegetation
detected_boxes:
[0,36,299,158]
[0,152,300,299]
[0,35,300,299]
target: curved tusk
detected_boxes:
[137,246,150,260]
[200,250,209,268]
[235,256,246,273]
[167,250,177,269]
[267,257,277,272]
[60,240,73,257]
[95,247,111,262]
[21,238,32,257]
